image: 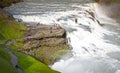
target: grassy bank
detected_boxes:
[0,44,18,73]
[10,43,59,73]
[0,16,59,73]
[0,16,26,73]
[16,52,59,73]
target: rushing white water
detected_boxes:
[4,0,120,73]
[51,3,120,73]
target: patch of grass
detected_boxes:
[0,16,26,40]
[15,52,59,73]
[0,33,5,40]
[0,15,66,73]
[0,44,18,73]
[0,44,10,61]
[0,16,26,73]
[10,44,59,73]
[10,37,59,73]
[0,57,18,73]
[0,34,6,44]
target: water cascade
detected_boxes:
[4,0,120,73]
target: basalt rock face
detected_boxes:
[0,0,23,8]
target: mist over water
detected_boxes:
[4,0,120,73]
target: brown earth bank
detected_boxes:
[0,0,23,8]
[18,24,70,65]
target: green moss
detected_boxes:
[9,36,59,73]
[15,52,59,73]
[9,43,59,73]
[0,34,5,40]
[0,34,6,44]
[32,44,69,65]
[0,16,26,40]
[0,16,26,73]
[0,44,10,61]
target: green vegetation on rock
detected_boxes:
[16,52,59,73]
[0,1,69,73]
[0,15,25,73]
[10,43,59,73]
[20,25,70,65]
[0,12,58,73]
[0,16,26,40]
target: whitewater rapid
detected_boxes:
[51,3,120,73]
[4,1,120,73]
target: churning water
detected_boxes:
[4,0,120,73]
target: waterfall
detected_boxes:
[4,1,120,73]
[51,3,120,73]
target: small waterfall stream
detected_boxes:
[4,0,120,73]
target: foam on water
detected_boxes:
[51,3,120,73]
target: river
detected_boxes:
[4,0,120,73]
